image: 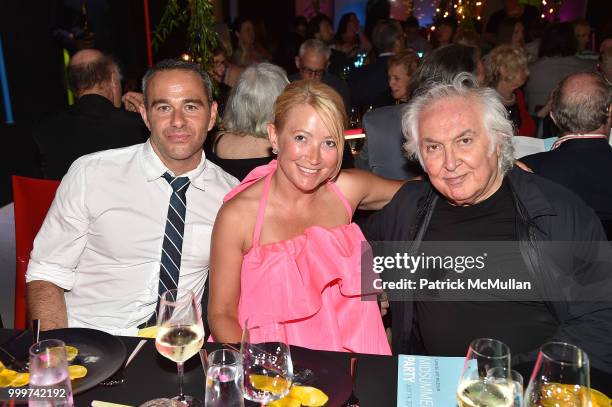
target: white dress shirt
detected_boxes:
[26,141,238,335]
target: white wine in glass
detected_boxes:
[524,342,591,407]
[457,338,514,407]
[154,289,204,406]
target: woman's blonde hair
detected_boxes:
[484,44,528,87]
[273,80,346,179]
[388,50,421,77]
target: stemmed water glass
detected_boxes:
[154,289,205,406]
[457,338,514,407]
[241,315,293,406]
[524,342,591,407]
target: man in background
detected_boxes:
[291,39,351,113]
[33,49,147,179]
[522,72,612,237]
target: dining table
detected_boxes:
[0,329,397,407]
[1,329,611,406]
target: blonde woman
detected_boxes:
[387,50,421,103]
[484,44,535,137]
[208,80,403,354]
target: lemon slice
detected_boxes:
[138,326,158,338]
[68,365,88,380]
[65,345,79,362]
[590,388,611,407]
[0,369,18,387]
[248,374,291,395]
[289,385,329,406]
[268,396,302,407]
[9,372,29,387]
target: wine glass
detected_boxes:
[487,367,524,407]
[155,289,205,406]
[457,338,514,407]
[29,339,74,407]
[241,315,293,406]
[524,342,591,407]
[205,349,244,407]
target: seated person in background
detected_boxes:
[599,44,612,85]
[484,44,535,137]
[387,50,420,104]
[207,63,288,181]
[208,80,404,354]
[290,39,351,115]
[306,13,350,79]
[431,17,457,49]
[574,18,597,61]
[356,44,482,180]
[209,44,232,118]
[358,73,612,372]
[522,72,612,237]
[348,19,405,111]
[290,39,354,168]
[33,49,147,180]
[526,22,595,115]
[403,16,431,56]
[26,59,238,334]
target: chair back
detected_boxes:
[12,176,60,329]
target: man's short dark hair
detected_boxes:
[551,72,612,134]
[372,19,404,53]
[403,16,420,30]
[141,59,213,108]
[67,54,116,95]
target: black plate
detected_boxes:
[5,328,126,394]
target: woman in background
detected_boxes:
[387,50,421,104]
[208,63,288,180]
[208,80,402,354]
[484,44,535,137]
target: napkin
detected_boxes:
[91,401,134,407]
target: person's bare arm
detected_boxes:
[27,281,67,330]
[337,168,407,211]
[208,202,247,343]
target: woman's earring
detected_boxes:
[272,147,278,155]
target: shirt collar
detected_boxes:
[140,139,208,191]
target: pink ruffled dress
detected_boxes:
[224,161,391,355]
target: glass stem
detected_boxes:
[177,361,185,401]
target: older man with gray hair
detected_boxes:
[290,38,350,113]
[359,73,612,373]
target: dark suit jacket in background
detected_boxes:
[521,138,612,236]
[355,104,422,180]
[33,94,148,180]
[289,72,351,114]
[348,55,393,111]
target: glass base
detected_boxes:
[139,396,202,407]
[172,395,203,407]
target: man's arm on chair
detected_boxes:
[25,159,91,331]
[27,281,67,330]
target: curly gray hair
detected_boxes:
[402,72,515,175]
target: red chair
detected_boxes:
[12,176,60,329]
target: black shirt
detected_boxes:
[415,180,558,356]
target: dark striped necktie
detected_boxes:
[140,172,191,328]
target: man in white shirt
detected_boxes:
[26,59,238,335]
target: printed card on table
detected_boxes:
[397,355,464,407]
